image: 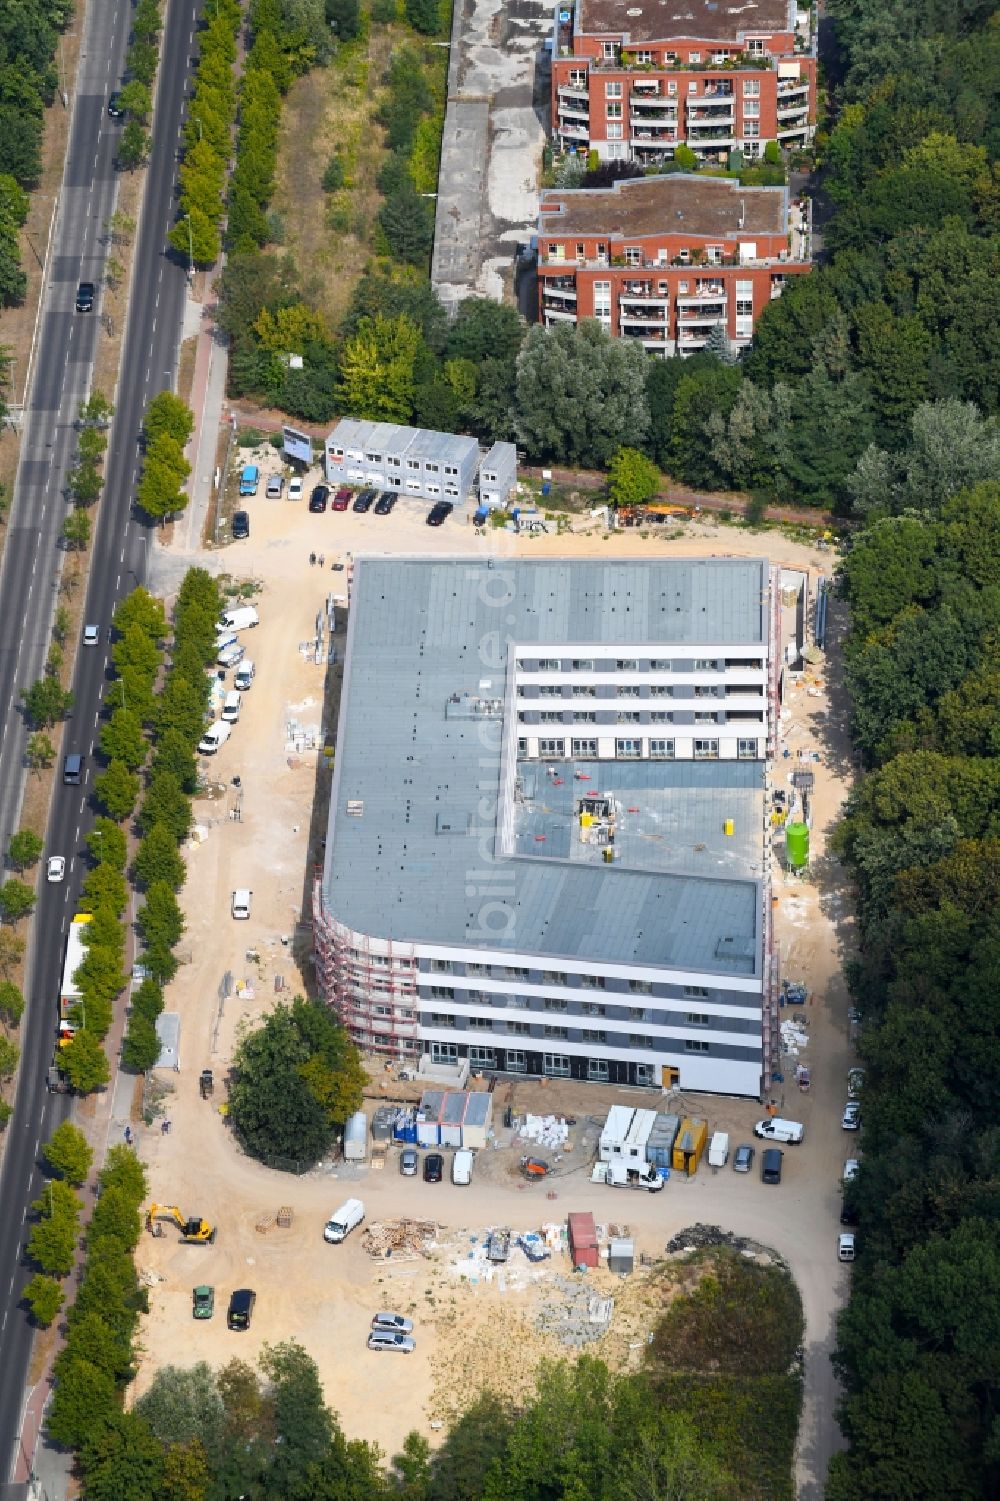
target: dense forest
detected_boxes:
[816,0,1000,1492]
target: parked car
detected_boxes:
[288,476,304,501]
[371,1312,414,1333]
[842,1158,860,1183]
[732,1143,754,1173]
[399,1148,418,1176]
[423,1153,443,1183]
[840,1199,860,1227]
[333,487,353,510]
[192,1285,215,1320]
[367,1330,415,1353]
[753,1118,804,1144]
[426,501,454,526]
[46,856,66,883]
[842,1101,861,1131]
[847,1067,865,1098]
[83,624,100,647]
[309,484,330,513]
[107,91,125,119]
[837,1233,856,1262]
[265,474,284,498]
[75,281,95,312]
[374,490,398,514]
[353,490,375,513]
[227,1289,256,1330]
[231,511,250,539]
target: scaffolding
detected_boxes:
[312,877,420,1059]
[766,565,782,760]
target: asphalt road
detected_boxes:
[0,0,203,1479]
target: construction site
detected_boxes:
[130,506,854,1476]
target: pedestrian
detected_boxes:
[161,1119,171,1135]
[309,552,316,566]
[318,554,325,567]
[124,1126,132,1145]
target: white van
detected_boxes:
[451,1149,474,1185]
[221,691,241,723]
[708,1131,730,1168]
[231,888,252,920]
[217,605,259,633]
[324,1198,364,1243]
[753,1118,805,1145]
[234,660,255,691]
[198,720,231,755]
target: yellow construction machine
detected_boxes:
[146,1203,217,1244]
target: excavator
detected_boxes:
[146,1204,217,1244]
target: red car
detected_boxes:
[332,488,353,512]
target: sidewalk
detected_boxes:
[178,270,229,555]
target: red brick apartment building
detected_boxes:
[536,175,812,355]
[550,0,816,164]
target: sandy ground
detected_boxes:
[140,487,852,1495]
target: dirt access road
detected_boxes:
[140,492,854,1498]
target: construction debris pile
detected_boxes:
[535,1275,615,1348]
[780,1017,810,1056]
[362,1218,438,1259]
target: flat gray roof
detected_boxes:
[321,559,765,976]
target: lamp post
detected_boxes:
[185,213,194,281]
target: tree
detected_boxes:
[138,882,184,952]
[0,1034,18,1080]
[47,1357,118,1448]
[63,506,92,551]
[144,391,194,449]
[87,818,128,872]
[67,456,102,504]
[118,121,152,170]
[669,361,743,487]
[138,772,192,842]
[80,1411,167,1501]
[94,761,141,822]
[113,587,167,642]
[378,182,435,267]
[608,447,661,507]
[513,321,650,469]
[79,390,114,426]
[27,1208,78,1277]
[99,707,147,770]
[135,1361,226,1452]
[44,1122,94,1186]
[0,980,24,1026]
[59,1031,111,1094]
[260,1342,335,1494]
[0,931,24,978]
[23,1273,64,1327]
[26,732,55,772]
[338,314,423,423]
[448,299,526,366]
[8,828,43,871]
[133,824,185,891]
[0,879,35,922]
[22,676,73,727]
[151,727,198,793]
[405,0,441,32]
[121,1015,161,1073]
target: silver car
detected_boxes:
[372,1312,414,1334]
[265,474,284,498]
[399,1148,418,1176]
[732,1143,754,1173]
[367,1329,415,1353]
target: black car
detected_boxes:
[232,510,250,539]
[107,91,125,119]
[308,484,330,513]
[353,490,375,513]
[227,1288,256,1330]
[374,490,398,515]
[426,501,454,527]
[423,1153,444,1183]
[75,281,95,313]
[840,1199,860,1227]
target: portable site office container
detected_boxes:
[624,1108,657,1163]
[325,419,479,503]
[440,1090,467,1149]
[568,1212,600,1270]
[609,1237,635,1275]
[416,1089,446,1147]
[478,441,517,509]
[461,1092,492,1150]
[371,1105,397,1144]
[343,1111,368,1161]
[646,1113,681,1170]
[599,1105,635,1162]
[672,1117,708,1176]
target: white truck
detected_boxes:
[198,720,231,755]
[231,889,252,920]
[708,1131,730,1168]
[217,605,259,633]
[605,1161,663,1192]
[753,1118,805,1145]
[343,1110,368,1161]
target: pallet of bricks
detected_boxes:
[361,1219,437,1259]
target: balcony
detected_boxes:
[777,101,810,121]
[620,311,668,327]
[631,77,661,94]
[676,284,726,304]
[544,308,578,324]
[557,83,589,103]
[687,103,735,123]
[543,277,577,294]
[777,121,811,139]
[687,133,736,150]
[619,286,669,306]
[776,79,810,99]
[678,306,726,324]
[629,92,674,110]
[629,105,676,123]
[557,102,589,121]
[558,122,589,140]
[699,81,734,98]
[542,293,577,313]
[631,126,677,144]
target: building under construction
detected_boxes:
[313,557,779,1098]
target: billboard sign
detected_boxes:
[282,425,313,465]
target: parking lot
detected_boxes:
[143,503,853,1494]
